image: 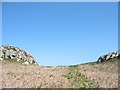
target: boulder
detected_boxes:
[0,45,38,65]
[0,46,3,58]
[97,51,120,62]
[22,61,29,65]
[0,58,3,61]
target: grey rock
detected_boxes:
[0,46,4,58]
[0,45,38,65]
[106,55,110,60]
[0,58,3,61]
[22,61,29,65]
[97,51,120,62]
[17,59,20,62]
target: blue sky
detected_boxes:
[2,2,118,66]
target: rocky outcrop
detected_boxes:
[97,51,120,62]
[0,45,38,65]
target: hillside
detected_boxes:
[0,45,38,65]
[0,45,119,88]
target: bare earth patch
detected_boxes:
[0,58,118,88]
[1,62,71,88]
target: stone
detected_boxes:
[17,59,20,62]
[97,51,120,62]
[22,61,29,65]
[0,58,3,61]
[106,55,110,60]
[111,53,116,58]
[0,45,38,65]
[98,56,105,62]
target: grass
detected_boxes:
[80,57,119,66]
[63,58,119,88]
[93,57,118,65]
[69,64,79,68]
[2,58,38,66]
[63,66,98,88]
[46,66,52,68]
[37,83,42,88]
[3,58,25,64]
[103,57,118,64]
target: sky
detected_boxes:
[2,2,118,66]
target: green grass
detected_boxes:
[63,57,119,88]
[2,58,38,65]
[37,83,42,88]
[63,66,98,88]
[3,58,25,64]
[63,74,72,80]
[46,66,52,68]
[104,57,118,64]
[80,57,119,66]
[93,57,118,65]
[69,64,79,68]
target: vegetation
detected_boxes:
[79,57,119,66]
[93,58,118,65]
[37,84,42,88]
[2,58,37,66]
[46,66,52,68]
[3,58,25,64]
[63,57,119,88]
[63,66,98,88]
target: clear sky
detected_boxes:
[2,2,118,66]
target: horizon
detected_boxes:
[2,2,118,66]
[0,44,119,66]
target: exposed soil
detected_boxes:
[0,58,118,88]
[1,62,71,88]
[77,59,118,88]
